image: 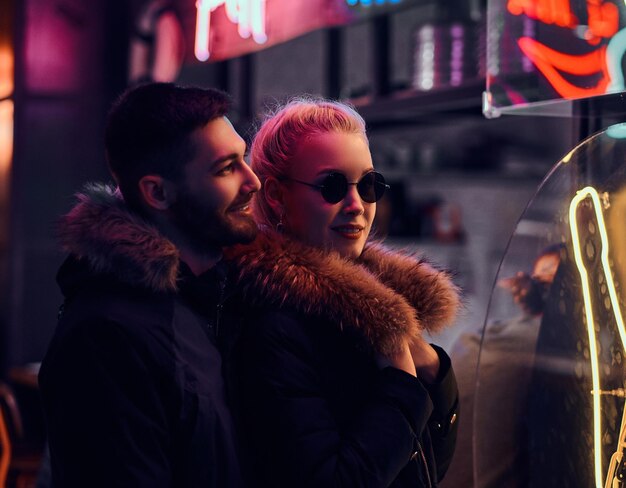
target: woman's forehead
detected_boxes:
[289,132,372,178]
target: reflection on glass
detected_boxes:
[459,123,626,487]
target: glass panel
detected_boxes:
[484,0,626,117]
[472,123,626,487]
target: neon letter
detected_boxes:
[586,0,619,44]
[195,0,267,61]
[507,0,578,28]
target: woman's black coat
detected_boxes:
[225,231,461,487]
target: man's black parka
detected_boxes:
[39,184,244,488]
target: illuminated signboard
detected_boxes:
[484,0,626,117]
[180,0,355,62]
[195,0,267,61]
[346,0,402,5]
[178,0,415,62]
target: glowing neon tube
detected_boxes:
[195,0,212,61]
[569,186,626,488]
[195,0,267,61]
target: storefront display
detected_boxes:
[477,4,626,484]
[474,123,626,488]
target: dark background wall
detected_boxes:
[5,0,131,371]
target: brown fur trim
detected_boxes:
[57,183,180,292]
[358,242,461,334]
[225,231,460,355]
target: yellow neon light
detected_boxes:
[569,186,626,488]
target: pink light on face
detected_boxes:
[195,0,267,61]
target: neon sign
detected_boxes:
[507,0,622,98]
[346,0,402,5]
[507,0,578,28]
[195,0,267,62]
[569,186,626,488]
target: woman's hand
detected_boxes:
[409,340,440,384]
[375,341,417,377]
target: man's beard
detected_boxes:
[170,191,258,254]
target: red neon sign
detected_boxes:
[507,0,578,28]
[507,0,620,98]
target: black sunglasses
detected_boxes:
[282,171,390,204]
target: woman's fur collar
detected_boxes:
[225,231,461,355]
[57,183,180,292]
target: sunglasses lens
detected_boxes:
[358,171,387,203]
[320,173,348,204]
[320,171,388,204]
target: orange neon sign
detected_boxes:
[516,39,610,98]
[507,0,618,40]
[586,0,620,42]
[507,0,621,98]
[507,0,578,28]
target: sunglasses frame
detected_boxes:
[280,171,390,204]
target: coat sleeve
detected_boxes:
[39,319,175,488]
[239,312,436,488]
[424,344,460,482]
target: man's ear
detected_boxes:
[263,176,285,217]
[138,175,176,211]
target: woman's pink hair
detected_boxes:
[250,97,367,228]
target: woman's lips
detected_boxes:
[331,225,364,240]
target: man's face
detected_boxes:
[169,117,261,251]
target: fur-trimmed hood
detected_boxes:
[58,184,461,355]
[57,183,181,292]
[224,231,461,355]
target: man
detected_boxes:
[38,83,261,487]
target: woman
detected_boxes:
[225,99,461,487]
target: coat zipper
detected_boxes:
[416,441,433,488]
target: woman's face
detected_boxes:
[280,131,376,259]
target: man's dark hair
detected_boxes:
[105,82,231,210]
